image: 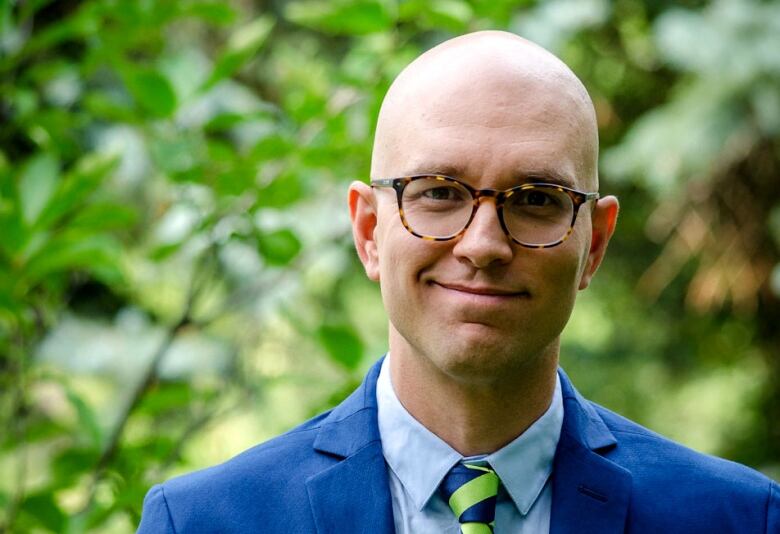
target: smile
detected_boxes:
[432,282,530,298]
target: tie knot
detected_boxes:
[441,462,500,532]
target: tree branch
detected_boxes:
[77,244,216,517]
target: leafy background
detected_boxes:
[1,0,778,531]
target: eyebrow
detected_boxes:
[399,165,577,189]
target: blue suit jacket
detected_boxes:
[138,359,779,533]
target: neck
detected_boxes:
[388,333,559,456]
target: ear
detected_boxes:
[348,181,381,282]
[578,195,619,290]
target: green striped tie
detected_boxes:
[441,462,500,534]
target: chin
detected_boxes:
[428,329,535,384]
[389,316,555,384]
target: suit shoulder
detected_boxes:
[591,402,780,531]
[143,410,335,531]
[167,409,330,492]
[592,401,776,495]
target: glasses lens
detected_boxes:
[504,186,574,245]
[401,177,473,238]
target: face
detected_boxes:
[350,41,617,385]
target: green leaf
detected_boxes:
[65,388,103,448]
[205,109,277,133]
[124,68,178,118]
[69,202,137,231]
[82,502,116,531]
[37,153,116,230]
[23,234,123,286]
[399,0,473,31]
[51,447,99,485]
[150,132,206,175]
[121,435,177,467]
[255,172,303,208]
[13,414,68,447]
[286,0,394,35]
[317,324,363,369]
[18,153,59,225]
[257,228,302,266]
[10,87,39,120]
[249,134,293,161]
[210,164,257,196]
[206,139,235,163]
[148,241,184,262]
[21,492,66,533]
[137,382,192,415]
[0,170,28,257]
[83,90,136,122]
[22,2,99,56]
[202,17,274,91]
[185,2,237,25]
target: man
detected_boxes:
[138,31,779,533]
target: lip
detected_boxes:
[432,282,529,297]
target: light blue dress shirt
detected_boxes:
[376,356,564,534]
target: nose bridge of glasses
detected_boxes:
[464,193,510,239]
[472,189,508,218]
[472,188,501,201]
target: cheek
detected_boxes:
[375,228,450,328]
[553,247,586,289]
[376,230,421,315]
[535,222,592,292]
[526,242,585,319]
[375,207,440,281]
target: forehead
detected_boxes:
[372,41,598,190]
[413,87,584,183]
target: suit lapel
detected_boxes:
[550,370,632,534]
[306,441,394,534]
[306,360,394,534]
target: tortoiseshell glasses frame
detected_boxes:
[370,174,600,249]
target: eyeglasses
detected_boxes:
[370,175,599,248]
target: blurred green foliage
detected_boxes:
[1,0,778,531]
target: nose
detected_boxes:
[452,198,514,268]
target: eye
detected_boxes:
[526,191,550,206]
[404,177,471,207]
[520,190,557,206]
[422,186,465,201]
[506,187,568,216]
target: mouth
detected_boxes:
[432,282,530,298]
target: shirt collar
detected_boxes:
[487,373,563,514]
[376,354,564,516]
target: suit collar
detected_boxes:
[312,363,617,457]
[550,369,632,534]
[307,358,394,534]
[557,368,617,451]
[312,357,383,458]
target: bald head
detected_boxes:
[371,31,599,190]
